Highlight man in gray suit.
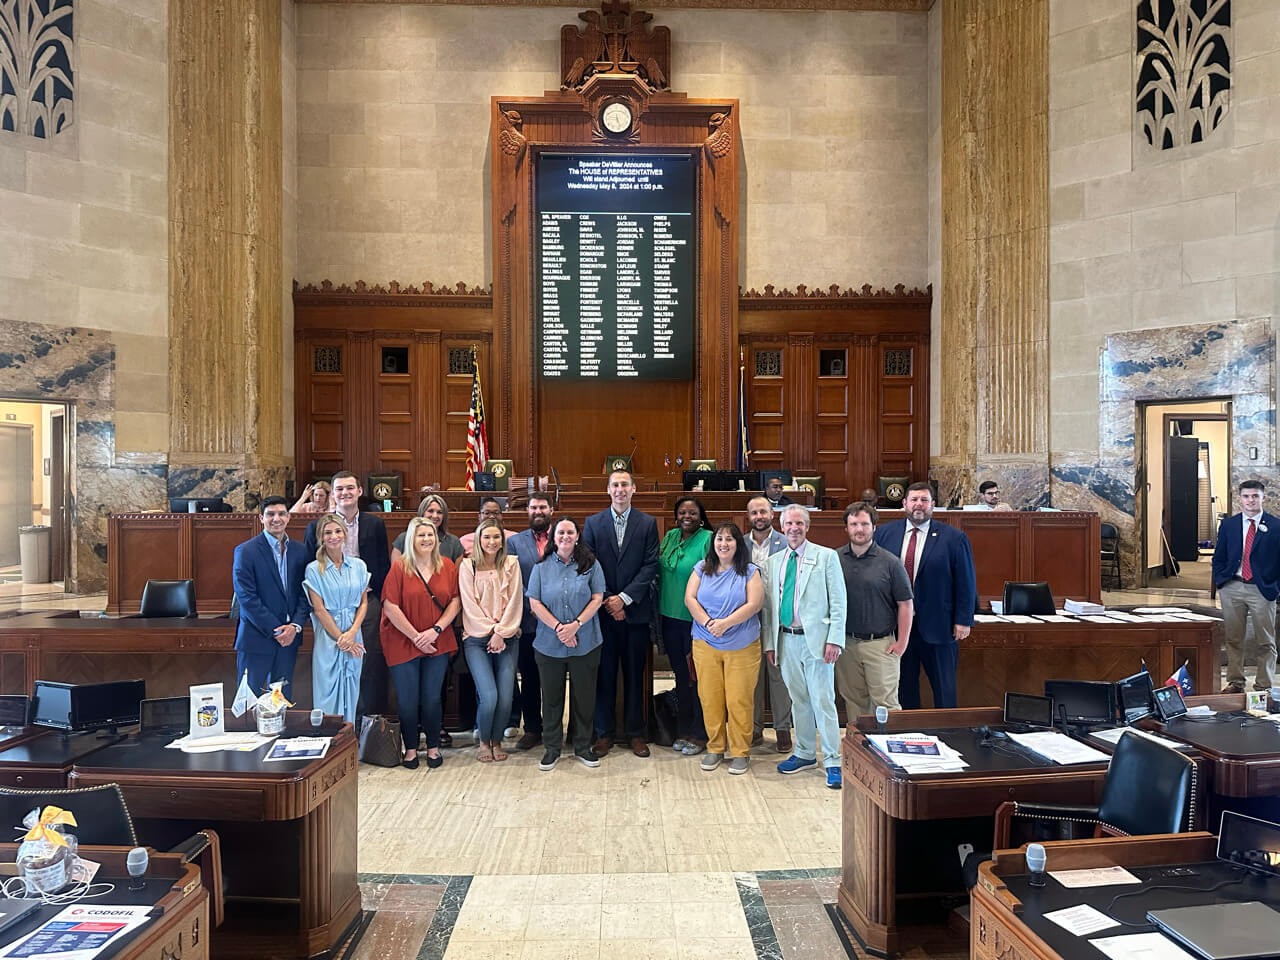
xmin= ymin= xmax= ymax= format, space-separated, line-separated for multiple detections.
xmin=745 ymin=496 xmax=792 ymax=753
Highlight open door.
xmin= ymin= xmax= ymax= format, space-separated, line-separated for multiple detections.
xmin=1166 ymin=433 xmax=1200 ymax=563
xmin=49 ymin=409 xmax=67 ymax=582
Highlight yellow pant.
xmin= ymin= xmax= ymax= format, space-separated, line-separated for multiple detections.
xmin=692 ymin=638 xmax=762 ymax=758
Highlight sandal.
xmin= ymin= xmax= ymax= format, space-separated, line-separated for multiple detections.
xmin=492 ymin=745 xmax=508 ymax=762
xmin=477 ymin=744 xmax=494 ymax=763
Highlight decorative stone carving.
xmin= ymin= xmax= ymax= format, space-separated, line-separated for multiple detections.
xmin=0 ymin=0 xmax=74 ymax=139
xmin=560 ymin=2 xmax=670 ymax=92
xmin=739 ymin=283 xmax=932 ymax=310
xmin=1136 ymin=0 xmax=1230 ymax=151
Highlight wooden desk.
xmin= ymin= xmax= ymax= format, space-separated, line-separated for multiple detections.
xmin=839 ymin=707 xmax=1109 ymax=956
xmin=0 ymin=843 xmax=208 ymax=960
xmin=972 ymin=833 xmax=1260 ymax=960
xmin=69 ymin=712 xmax=360 ymax=960
xmin=0 ymin=728 xmax=126 ymax=788
xmin=107 ymin=509 xmax=1100 ymax=614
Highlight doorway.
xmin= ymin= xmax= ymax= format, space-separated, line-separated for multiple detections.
xmin=0 ymin=401 xmax=71 ymax=594
xmin=1139 ymin=398 xmax=1231 ymax=593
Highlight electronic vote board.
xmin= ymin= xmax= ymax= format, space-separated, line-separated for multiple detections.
xmin=535 ymin=153 xmax=696 ymax=380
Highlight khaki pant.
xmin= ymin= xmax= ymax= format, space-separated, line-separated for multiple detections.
xmin=693 ymin=638 xmax=761 ymax=758
xmin=1220 ymin=579 xmax=1278 ymax=691
xmin=834 ymin=636 xmax=902 ymax=719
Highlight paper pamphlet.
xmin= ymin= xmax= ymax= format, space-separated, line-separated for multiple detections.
xmin=1043 ymin=904 xmax=1120 ymax=936
xmin=1091 ymin=728 xmax=1191 ymax=751
xmin=1087 ymin=932 xmax=1197 ymax=960
xmin=263 ymin=737 xmax=331 ymax=762
xmin=0 ymin=904 xmax=152 ymax=959
xmin=1006 ymin=731 xmax=1111 ymax=765
xmin=1048 ymin=865 xmax=1142 ymax=888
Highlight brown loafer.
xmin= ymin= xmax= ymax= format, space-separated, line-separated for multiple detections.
xmin=630 ymin=737 xmax=650 ymax=757
xmin=1221 ymin=683 xmax=1245 ymax=694
xmin=592 ymin=736 xmax=613 ymax=755
xmin=775 ymin=730 xmax=793 ymax=753
xmin=515 ymin=732 xmax=542 ymax=751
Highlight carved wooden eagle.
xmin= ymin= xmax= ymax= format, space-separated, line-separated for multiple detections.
xmin=561 ymin=10 xmax=606 ymax=89
xmin=625 ymin=10 xmax=670 ymax=90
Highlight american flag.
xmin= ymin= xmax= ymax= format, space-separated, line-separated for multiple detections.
xmin=464 ymin=348 xmax=489 ymax=491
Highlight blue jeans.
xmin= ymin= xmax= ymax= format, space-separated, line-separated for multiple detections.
xmin=389 ymin=653 xmax=450 ymax=751
xmin=463 ymin=635 xmax=519 ymax=743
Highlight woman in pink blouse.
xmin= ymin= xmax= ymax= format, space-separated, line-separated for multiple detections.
xmin=458 ymin=517 xmax=524 ymax=762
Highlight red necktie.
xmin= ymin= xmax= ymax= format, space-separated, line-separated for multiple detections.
xmin=904 ymin=527 xmax=919 ymax=581
xmin=1243 ymin=519 xmax=1256 ymax=581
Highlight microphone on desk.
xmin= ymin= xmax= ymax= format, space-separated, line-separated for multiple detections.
xmin=875 ymin=706 xmax=889 ymax=734
xmin=1026 ymin=843 xmax=1047 ymax=888
xmin=127 ymin=847 xmax=149 ymax=891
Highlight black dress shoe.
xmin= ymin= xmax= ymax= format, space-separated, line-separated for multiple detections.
xmin=425 ymin=753 xmax=443 ymax=769
xmin=402 ymin=755 xmax=419 ymax=770
xmin=516 ymin=732 xmax=542 ymax=751
xmin=440 ymin=731 xmax=454 ymax=747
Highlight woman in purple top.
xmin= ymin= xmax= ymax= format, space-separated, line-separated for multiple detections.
xmin=684 ymin=522 xmax=763 ymax=774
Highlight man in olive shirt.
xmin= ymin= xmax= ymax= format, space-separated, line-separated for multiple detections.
xmin=834 ymin=501 xmax=914 ymax=719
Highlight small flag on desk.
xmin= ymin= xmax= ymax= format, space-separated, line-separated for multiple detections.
xmin=1139 ymin=658 xmax=1149 ymax=675
xmin=1165 ymin=661 xmax=1192 ymax=696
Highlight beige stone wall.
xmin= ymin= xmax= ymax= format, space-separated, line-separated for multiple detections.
xmin=294 ymin=4 xmax=930 ymax=290
xmin=1049 ymin=0 xmax=1280 ymax=461
xmin=0 ymin=0 xmax=168 ymax=453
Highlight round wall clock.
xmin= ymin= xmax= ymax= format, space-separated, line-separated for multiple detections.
xmin=601 ymin=101 xmax=633 ymax=135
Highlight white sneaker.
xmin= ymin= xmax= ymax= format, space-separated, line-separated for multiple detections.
xmin=503 ymin=726 xmax=519 ymax=738
xmin=672 ymin=738 xmax=691 ymax=752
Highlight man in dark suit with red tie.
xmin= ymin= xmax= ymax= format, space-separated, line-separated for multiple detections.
xmin=1212 ymin=479 xmax=1278 ymax=693
xmin=583 ymin=469 xmax=660 ymax=757
xmin=872 ymin=481 xmax=976 ymax=709
xmin=232 ymin=496 xmax=311 ymax=696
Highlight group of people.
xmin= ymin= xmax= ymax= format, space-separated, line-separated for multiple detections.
xmin=231 ymin=469 xmax=978 ymax=786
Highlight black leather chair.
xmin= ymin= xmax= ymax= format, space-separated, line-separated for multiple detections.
xmin=0 ymin=784 xmax=224 ymax=925
xmin=1003 ymin=581 xmax=1055 ymax=616
xmin=138 ymin=579 xmax=196 ymax=619
xmin=1100 ymin=522 xmax=1121 ymax=589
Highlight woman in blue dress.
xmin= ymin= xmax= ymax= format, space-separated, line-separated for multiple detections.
xmin=303 ymin=512 xmax=370 ymax=722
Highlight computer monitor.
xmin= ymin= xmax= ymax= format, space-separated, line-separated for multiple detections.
xmin=0 ymin=695 xmax=28 ymax=727
xmin=31 ymin=680 xmax=145 ymax=733
xmin=140 ymin=697 xmax=190 ymax=733
xmin=168 ymin=497 xmax=231 ymax=513
xmin=1218 ymin=811 xmax=1280 ymax=878
xmin=1043 ymin=679 xmax=1115 ymax=726
xmin=1116 ymin=671 xmax=1157 ymax=723
xmin=1004 ymin=692 xmax=1054 ymax=728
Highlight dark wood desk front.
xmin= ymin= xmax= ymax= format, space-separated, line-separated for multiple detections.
xmin=69 ymin=713 xmax=360 ymax=960
xmin=107 ymin=509 xmax=1100 ymax=614
xmin=0 ymin=843 xmax=209 ymax=960
xmin=972 ymin=833 xmax=1257 ymax=960
xmin=839 ymin=707 xmax=1110 ymax=955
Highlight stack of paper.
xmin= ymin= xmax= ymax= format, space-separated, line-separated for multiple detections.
xmin=1007 ymin=731 xmax=1112 ymax=765
xmin=1064 ymin=598 xmax=1104 ymax=615
xmin=867 ymin=733 xmax=968 ymax=773
xmin=165 ymin=731 xmax=276 ymax=753
xmin=1091 ymin=727 xmax=1192 ymax=751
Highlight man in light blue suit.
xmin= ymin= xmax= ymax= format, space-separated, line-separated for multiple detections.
xmin=761 ymin=504 xmax=847 ymax=789
xmin=232 ymin=496 xmax=311 ymax=697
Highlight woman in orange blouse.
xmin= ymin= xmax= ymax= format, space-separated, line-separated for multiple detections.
xmin=381 ymin=517 xmax=461 ymax=769
xmin=458 ymin=518 xmax=523 ymax=762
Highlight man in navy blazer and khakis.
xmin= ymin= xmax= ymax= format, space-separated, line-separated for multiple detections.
xmin=233 ymin=496 xmax=310 ymax=696
xmin=872 ymin=481 xmax=976 ymax=709
xmin=1212 ymin=479 xmax=1279 ymax=693
xmin=583 ymin=469 xmax=660 ymax=757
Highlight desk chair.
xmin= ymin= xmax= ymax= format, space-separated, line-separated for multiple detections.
xmin=138 ymin=579 xmax=197 ymax=619
xmin=1003 ymin=581 xmax=1055 ymax=616
xmin=0 ymin=783 xmax=224 ymax=926
xmin=1100 ymin=522 xmax=1121 ymax=589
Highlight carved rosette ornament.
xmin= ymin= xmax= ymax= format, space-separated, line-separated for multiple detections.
xmin=561 ymin=2 xmax=671 ymax=93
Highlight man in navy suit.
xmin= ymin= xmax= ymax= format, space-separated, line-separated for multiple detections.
xmin=506 ymin=492 xmax=555 ymax=750
xmin=303 ymin=471 xmax=391 ymax=720
xmin=872 ymin=482 xmax=976 ymax=709
xmin=1212 ymin=479 xmax=1278 ymax=693
xmin=583 ymin=469 xmax=660 ymax=757
xmin=232 ymin=496 xmax=311 ymax=696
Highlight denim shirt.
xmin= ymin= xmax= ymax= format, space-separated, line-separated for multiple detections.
xmin=526 ymin=554 xmax=606 ymax=658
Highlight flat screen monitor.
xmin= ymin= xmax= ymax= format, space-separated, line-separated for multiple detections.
xmin=141 ymin=697 xmax=189 ymax=733
xmin=1044 ymin=679 xmax=1115 ymax=726
xmin=1004 ymin=692 xmax=1054 ymax=728
xmin=31 ymin=680 xmax=144 ymax=733
xmin=535 ymin=152 xmax=697 ymax=380
xmin=30 ymin=681 xmax=72 ymax=730
xmin=0 ymin=696 xmax=28 ymax=727
xmin=168 ymin=497 xmax=229 ymax=513
xmin=1218 ymin=811 xmax=1280 ymax=878
xmin=1116 ymin=671 xmax=1157 ymax=723
xmin=1153 ymin=683 xmax=1187 ymax=720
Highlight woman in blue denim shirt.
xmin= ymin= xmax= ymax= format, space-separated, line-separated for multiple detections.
xmin=526 ymin=517 xmax=605 ymax=771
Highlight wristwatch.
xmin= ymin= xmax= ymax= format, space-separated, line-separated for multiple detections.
xmin=431 ymin=624 xmax=443 ymax=635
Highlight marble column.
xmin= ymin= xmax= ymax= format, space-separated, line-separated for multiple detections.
xmin=168 ymin=0 xmax=289 ymax=508
xmin=936 ymin=0 xmax=1049 ymax=507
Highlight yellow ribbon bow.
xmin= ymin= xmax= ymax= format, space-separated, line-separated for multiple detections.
xmin=22 ymin=806 xmax=77 ymax=848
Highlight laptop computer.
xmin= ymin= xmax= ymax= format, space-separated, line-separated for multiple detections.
xmin=1146 ymin=901 xmax=1280 ymax=960
xmin=0 ymin=897 xmax=41 ymax=935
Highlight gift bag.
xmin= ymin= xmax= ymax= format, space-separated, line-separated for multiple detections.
xmin=358 ymin=714 xmax=403 ymax=767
